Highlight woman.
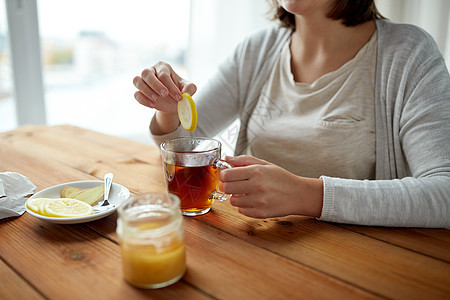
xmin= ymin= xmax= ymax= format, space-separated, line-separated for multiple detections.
xmin=133 ymin=0 xmax=450 ymax=227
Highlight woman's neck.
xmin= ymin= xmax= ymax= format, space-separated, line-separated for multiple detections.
xmin=289 ymin=15 xmax=376 ymax=83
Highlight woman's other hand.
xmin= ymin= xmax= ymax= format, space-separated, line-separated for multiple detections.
xmin=220 ymin=155 xmax=323 ymax=219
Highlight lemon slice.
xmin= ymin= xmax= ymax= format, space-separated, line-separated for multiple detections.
xmin=177 ymin=93 xmax=197 ymax=132
xmin=26 ymin=197 xmax=53 ymax=214
xmin=43 ymin=198 xmax=94 ymax=218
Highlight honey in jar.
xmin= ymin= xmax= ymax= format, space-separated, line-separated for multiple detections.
xmin=117 ymin=193 xmax=185 ymax=289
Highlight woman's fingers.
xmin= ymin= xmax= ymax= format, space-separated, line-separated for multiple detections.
xmin=229 ymin=194 xmax=251 ymax=208
xmin=219 ymin=167 xmax=250 ymax=182
xmin=180 ymin=79 xmax=197 ymax=96
xmin=133 ymin=76 xmax=158 ymax=102
xmin=137 ymin=64 xmax=180 ymax=102
xmin=153 ymin=62 xmax=195 ymax=101
xmin=225 ymin=155 xmax=271 ymax=167
xmin=219 ymin=157 xmax=264 ymax=182
xmin=139 ymin=67 xmax=169 ymax=98
xmin=237 ymin=207 xmax=270 ymax=219
xmin=135 ymin=62 xmax=197 ymax=105
xmin=230 ymin=195 xmax=272 ymax=219
xmin=134 ymin=91 xmax=155 ymax=108
xmin=221 ymin=179 xmax=250 ymax=195
xmin=156 ymin=67 xmax=182 ymax=101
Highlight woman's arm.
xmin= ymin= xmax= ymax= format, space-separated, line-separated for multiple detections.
xmin=320 ymin=23 xmax=450 ymax=228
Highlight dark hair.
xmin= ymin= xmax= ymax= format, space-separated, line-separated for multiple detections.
xmin=270 ymin=0 xmax=386 ymax=29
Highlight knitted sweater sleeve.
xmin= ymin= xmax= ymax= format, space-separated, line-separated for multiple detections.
xmin=319 ymin=21 xmax=450 ymax=228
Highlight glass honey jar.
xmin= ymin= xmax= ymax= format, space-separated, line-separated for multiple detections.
xmin=117 ymin=192 xmax=185 ymax=289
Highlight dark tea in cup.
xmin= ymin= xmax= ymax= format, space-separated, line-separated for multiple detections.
xmin=165 ymin=164 xmax=218 ymax=214
xmin=161 ymin=137 xmax=231 ymax=216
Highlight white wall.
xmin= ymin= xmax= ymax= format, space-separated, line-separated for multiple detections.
xmin=188 ymin=0 xmax=450 ymax=86
xmin=376 ymin=0 xmax=450 ymax=68
xmin=186 ymin=0 xmax=272 ymax=155
xmin=187 ymin=0 xmax=271 ymax=86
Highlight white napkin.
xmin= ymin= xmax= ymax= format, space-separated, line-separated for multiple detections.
xmin=0 ymin=172 xmax=36 ymax=219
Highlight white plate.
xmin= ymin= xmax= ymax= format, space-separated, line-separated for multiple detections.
xmin=26 ymin=180 xmax=130 ymax=224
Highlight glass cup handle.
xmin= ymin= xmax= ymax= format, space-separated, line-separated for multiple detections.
xmin=211 ymin=159 xmax=232 ymax=201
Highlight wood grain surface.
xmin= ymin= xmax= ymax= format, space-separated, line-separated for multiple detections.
xmin=0 ymin=125 xmax=449 ymax=299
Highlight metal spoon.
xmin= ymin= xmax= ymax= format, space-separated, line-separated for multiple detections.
xmin=102 ymin=173 xmax=113 ymax=207
xmin=94 ymin=173 xmax=114 ymax=213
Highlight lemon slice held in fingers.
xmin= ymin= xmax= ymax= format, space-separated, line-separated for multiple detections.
xmin=177 ymin=93 xmax=197 ymax=132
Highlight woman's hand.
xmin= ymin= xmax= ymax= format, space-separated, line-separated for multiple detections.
xmin=133 ymin=61 xmax=197 ymax=134
xmin=220 ymin=155 xmax=324 ymax=219
xmin=133 ymin=61 xmax=197 ymax=112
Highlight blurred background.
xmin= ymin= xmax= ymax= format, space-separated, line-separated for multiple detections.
xmin=1 ymin=0 xmax=449 ymax=153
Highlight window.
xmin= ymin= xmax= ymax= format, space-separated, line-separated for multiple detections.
xmin=37 ymin=0 xmax=190 ymax=143
xmin=0 ymin=0 xmax=16 ymax=132
xmin=6 ymin=0 xmax=446 ymax=151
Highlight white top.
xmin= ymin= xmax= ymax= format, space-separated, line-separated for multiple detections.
xmin=248 ymin=33 xmax=377 ymax=180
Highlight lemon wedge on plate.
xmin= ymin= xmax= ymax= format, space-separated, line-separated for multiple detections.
xmin=42 ymin=198 xmax=93 ymax=218
xmin=26 ymin=197 xmax=53 ymax=215
xmin=177 ymin=93 xmax=197 ymax=132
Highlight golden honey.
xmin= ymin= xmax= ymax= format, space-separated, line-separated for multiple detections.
xmin=117 ymin=193 xmax=185 ymax=289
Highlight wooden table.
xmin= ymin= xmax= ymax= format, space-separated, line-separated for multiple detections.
xmin=0 ymin=125 xmax=449 ymax=299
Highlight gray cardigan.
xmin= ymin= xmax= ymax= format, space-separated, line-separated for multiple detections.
xmin=152 ymin=20 xmax=450 ymax=228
